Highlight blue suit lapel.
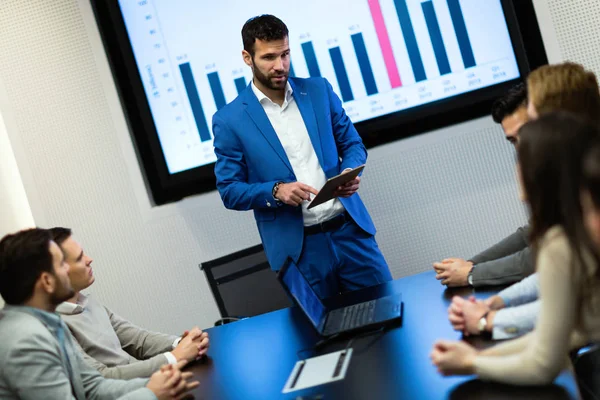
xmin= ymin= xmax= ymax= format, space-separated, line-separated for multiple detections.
xmin=290 ymin=78 xmax=325 ymax=168
xmin=242 ymin=86 xmax=293 ymax=174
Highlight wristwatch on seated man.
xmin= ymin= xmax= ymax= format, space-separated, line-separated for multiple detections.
xmin=467 ymin=264 xmax=475 ymax=286
xmin=478 ymin=310 xmax=490 ymax=333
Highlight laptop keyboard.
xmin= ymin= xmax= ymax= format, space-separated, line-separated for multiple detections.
xmin=338 ymin=300 xmax=376 ymax=331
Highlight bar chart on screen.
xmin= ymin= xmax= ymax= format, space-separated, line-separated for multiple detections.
xmin=119 ymin=0 xmax=520 ymax=174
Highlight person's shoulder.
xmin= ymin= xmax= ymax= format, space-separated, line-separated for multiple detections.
xmin=537 ymin=226 xmax=576 ymax=275
xmin=0 ymin=308 xmax=44 ymax=331
xmin=0 ymin=309 xmax=54 ymax=351
xmin=540 ymin=226 xmax=568 ymax=250
xmin=213 ymin=90 xmax=249 ymax=122
xmin=291 ymin=76 xmax=329 ymax=91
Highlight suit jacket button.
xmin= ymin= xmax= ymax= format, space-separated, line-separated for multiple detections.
xmin=266 ymin=201 xmax=271 ymax=207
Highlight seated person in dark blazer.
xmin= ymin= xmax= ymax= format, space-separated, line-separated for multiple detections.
xmin=50 ymin=227 xmax=210 ymax=380
xmin=433 ymin=84 xmax=533 ymax=288
xmin=0 ymin=228 xmax=198 ymax=399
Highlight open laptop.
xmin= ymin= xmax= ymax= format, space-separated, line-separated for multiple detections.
xmin=277 ymin=259 xmax=403 ymax=337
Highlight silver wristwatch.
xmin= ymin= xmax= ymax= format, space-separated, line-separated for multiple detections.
xmin=467 ymin=265 xmax=475 ymax=286
xmin=477 ymin=311 xmax=490 ymax=332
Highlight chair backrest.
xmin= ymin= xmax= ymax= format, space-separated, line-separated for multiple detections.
xmin=573 ymin=344 xmax=600 ymax=400
xmin=200 ymin=244 xmax=291 ymax=319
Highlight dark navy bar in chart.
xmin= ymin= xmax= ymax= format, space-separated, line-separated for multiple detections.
xmin=329 ymin=47 xmax=354 ymax=102
xmin=179 ymin=62 xmax=211 ymax=142
xmin=393 ymin=0 xmax=426 ymax=82
xmin=447 ymin=0 xmax=476 ymax=68
xmin=301 ymin=41 xmax=322 ymax=77
xmin=422 ymin=1 xmax=451 ymax=75
xmin=207 ymin=71 xmax=227 ymax=110
xmin=351 ymin=33 xmax=378 ymax=95
xmin=234 ymin=76 xmax=246 ymax=94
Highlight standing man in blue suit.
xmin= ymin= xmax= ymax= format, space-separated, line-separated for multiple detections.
xmin=213 ymin=15 xmax=392 ymax=299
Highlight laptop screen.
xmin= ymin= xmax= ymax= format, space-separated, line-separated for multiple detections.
xmin=280 ymin=261 xmax=326 ymax=328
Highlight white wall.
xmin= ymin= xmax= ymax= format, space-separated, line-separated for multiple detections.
xmin=0 ymin=0 xmax=597 ymax=332
xmin=0 ymin=77 xmax=36 ymax=308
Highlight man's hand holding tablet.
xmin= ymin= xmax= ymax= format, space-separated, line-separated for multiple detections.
xmin=307 ymin=165 xmax=365 ymax=209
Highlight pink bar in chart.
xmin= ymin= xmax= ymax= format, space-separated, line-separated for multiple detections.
xmin=367 ymin=0 xmax=402 ymax=88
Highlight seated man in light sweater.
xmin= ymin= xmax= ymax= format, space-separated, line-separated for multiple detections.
xmin=50 ymin=227 xmax=210 ymax=379
xmin=0 ymin=227 xmax=198 ymax=399
xmin=433 ymin=84 xmax=533 ymax=288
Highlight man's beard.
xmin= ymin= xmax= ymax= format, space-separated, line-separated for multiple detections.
xmin=50 ymin=281 xmax=75 ymax=305
xmin=253 ymin=62 xmax=288 ymax=90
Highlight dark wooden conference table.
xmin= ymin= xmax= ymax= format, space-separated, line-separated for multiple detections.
xmin=186 ymin=270 xmax=580 ymax=400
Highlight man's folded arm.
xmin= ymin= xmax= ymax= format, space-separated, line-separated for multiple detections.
xmin=470 ymin=246 xmax=534 ymax=287
xmin=107 ymin=307 xmax=177 ymax=360
xmin=470 ymin=225 xmax=530 ymax=265
xmin=74 ymin=336 xmax=169 ymax=380
xmin=491 ymin=300 xmax=540 ymax=340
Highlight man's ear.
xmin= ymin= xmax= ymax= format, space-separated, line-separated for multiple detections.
xmin=242 ymin=50 xmax=253 ymax=68
xmin=38 ymin=271 xmax=56 ymax=294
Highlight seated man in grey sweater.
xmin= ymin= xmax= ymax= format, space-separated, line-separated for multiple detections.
xmin=0 ymin=228 xmax=198 ymax=399
xmin=433 ymin=84 xmax=533 ymax=288
xmin=50 ymin=227 xmax=210 ymax=380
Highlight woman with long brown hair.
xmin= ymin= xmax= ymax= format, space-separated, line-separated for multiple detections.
xmin=431 ymin=112 xmax=600 ymax=384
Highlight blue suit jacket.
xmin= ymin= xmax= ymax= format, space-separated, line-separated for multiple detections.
xmin=213 ymin=77 xmax=376 ymax=270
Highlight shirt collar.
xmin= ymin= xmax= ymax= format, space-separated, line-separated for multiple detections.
xmin=56 ymin=293 xmax=88 ymax=315
xmin=251 ymin=79 xmax=293 ymax=106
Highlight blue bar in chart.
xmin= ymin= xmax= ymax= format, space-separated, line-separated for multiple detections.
xmin=234 ymin=76 xmax=247 ymax=94
xmin=447 ymin=0 xmax=476 ymax=68
xmin=422 ymin=1 xmax=451 ymax=75
xmin=351 ymin=32 xmax=378 ymax=95
xmin=179 ymin=63 xmax=211 ymax=142
xmin=393 ymin=0 xmax=426 ymax=82
xmin=301 ymin=41 xmax=322 ymax=77
xmin=207 ymin=71 xmax=226 ymax=110
xmin=329 ymin=47 xmax=354 ymax=102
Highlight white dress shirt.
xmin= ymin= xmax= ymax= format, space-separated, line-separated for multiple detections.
xmin=251 ymin=81 xmax=344 ymax=226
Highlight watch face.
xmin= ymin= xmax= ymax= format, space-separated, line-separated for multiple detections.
xmin=478 ymin=317 xmax=487 ymax=332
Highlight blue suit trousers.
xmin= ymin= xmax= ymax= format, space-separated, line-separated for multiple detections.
xmin=296 ymin=217 xmax=392 ymax=299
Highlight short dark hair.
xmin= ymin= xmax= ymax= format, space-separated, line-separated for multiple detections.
xmin=242 ymin=15 xmax=288 ymax=57
xmin=491 ymin=83 xmax=528 ymax=124
xmin=49 ymin=227 xmax=72 ymax=246
xmin=0 ymin=228 xmax=53 ymax=305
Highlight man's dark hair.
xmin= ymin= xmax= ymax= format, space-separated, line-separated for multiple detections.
xmin=49 ymin=227 xmax=72 ymax=246
xmin=491 ymin=83 xmax=528 ymax=124
xmin=242 ymin=15 xmax=288 ymax=57
xmin=0 ymin=228 xmax=53 ymax=305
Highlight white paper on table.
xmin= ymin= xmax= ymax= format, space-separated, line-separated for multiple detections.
xmin=282 ymin=349 xmax=353 ymax=393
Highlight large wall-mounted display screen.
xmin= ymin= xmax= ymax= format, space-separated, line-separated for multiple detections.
xmin=92 ymin=0 xmax=544 ymax=204
xmin=119 ymin=0 xmax=520 ymax=174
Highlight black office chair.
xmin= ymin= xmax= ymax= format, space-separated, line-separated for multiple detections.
xmin=200 ymin=244 xmax=292 ymax=326
xmin=573 ymin=344 xmax=600 ymax=400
